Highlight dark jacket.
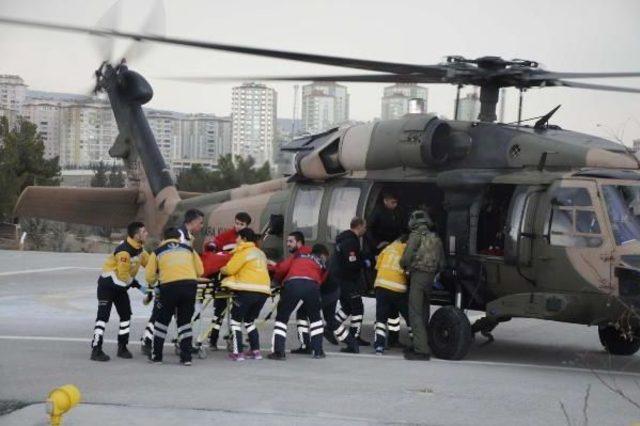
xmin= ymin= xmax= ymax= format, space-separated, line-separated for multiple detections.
xmin=330 ymin=229 xmax=364 ymax=282
xmin=366 ymin=205 xmax=407 ymax=251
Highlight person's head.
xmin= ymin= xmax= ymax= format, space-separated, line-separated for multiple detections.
xmin=382 ymin=191 xmax=399 ymax=210
xmin=236 ymin=227 xmax=256 ymax=244
xmin=127 ymin=221 xmax=148 ymax=243
xmin=311 ymin=243 xmax=330 ymax=262
xmin=234 ymin=212 xmax=252 ymax=232
xmin=184 ymin=209 xmax=205 ymax=234
xmin=163 ymin=227 xmax=181 ymax=240
xmin=350 ymin=217 xmax=366 ymax=237
xmin=408 ymin=209 xmax=433 ymax=230
xmin=286 ymin=231 xmax=305 ymax=253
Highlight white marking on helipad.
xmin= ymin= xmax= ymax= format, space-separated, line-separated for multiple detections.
xmin=0 ymin=267 xmax=101 ymax=276
xmin=0 ymin=334 xmax=638 ymax=378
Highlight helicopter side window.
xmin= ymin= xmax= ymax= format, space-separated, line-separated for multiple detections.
xmin=291 ymin=186 xmax=324 ymax=241
xmin=547 ymin=187 xmax=603 ymax=248
xmin=327 ymin=187 xmax=361 ymax=241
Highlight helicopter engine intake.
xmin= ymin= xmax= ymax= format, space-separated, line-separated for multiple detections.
xmin=294 ymin=114 xmax=472 ymax=180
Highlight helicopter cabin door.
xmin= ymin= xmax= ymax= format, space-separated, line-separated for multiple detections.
xmin=533 ymin=179 xmax=613 ymax=293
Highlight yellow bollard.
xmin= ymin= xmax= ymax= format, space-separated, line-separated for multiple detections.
xmin=46 ymin=384 xmax=81 ymax=426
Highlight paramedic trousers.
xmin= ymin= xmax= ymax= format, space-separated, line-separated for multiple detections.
xmin=91 ymin=277 xmax=131 ymax=349
xmin=408 ymin=271 xmax=433 ymax=355
xmin=152 ymin=281 xmax=197 ymax=362
xmin=335 ymin=279 xmax=364 ymax=341
xmin=272 ymin=279 xmax=323 ymax=355
xmin=230 ymin=291 xmax=267 ymax=354
xmin=374 ymin=288 xmax=410 ymax=350
xmin=209 ymin=297 xmax=228 ymax=347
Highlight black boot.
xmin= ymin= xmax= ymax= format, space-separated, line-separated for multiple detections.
xmin=141 ymin=339 xmax=151 ymax=356
xmin=324 ymin=329 xmax=338 ymax=345
xmin=91 ymin=347 xmax=110 ymax=362
xmin=404 ymin=351 xmax=431 ymax=361
xmin=117 ymin=344 xmax=133 ymax=359
xmin=291 ymin=346 xmax=312 ymax=355
xmin=267 ymin=352 xmax=286 ymax=361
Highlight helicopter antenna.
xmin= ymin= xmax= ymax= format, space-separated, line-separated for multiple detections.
xmin=453 ymin=84 xmax=462 ymax=120
xmin=534 ymin=105 xmax=562 ymax=130
xmin=517 ymin=89 xmax=526 ymax=126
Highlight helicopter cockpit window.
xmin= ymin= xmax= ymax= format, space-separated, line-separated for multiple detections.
xmin=327 ymin=187 xmax=361 ymax=241
xmin=291 ymin=186 xmax=324 ymax=240
xmin=602 ymin=185 xmax=640 ymax=246
xmin=547 ymin=187 xmax=602 ymax=248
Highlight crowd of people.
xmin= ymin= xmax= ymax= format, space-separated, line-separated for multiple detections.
xmin=89 ymin=191 xmax=445 ymax=366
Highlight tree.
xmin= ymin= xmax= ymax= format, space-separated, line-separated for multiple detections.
xmin=0 ymin=117 xmax=61 ymax=221
xmin=108 ymin=164 xmax=125 ymax=188
xmin=176 ymin=155 xmax=272 ymax=193
xmin=91 ymin=161 xmax=125 ymax=188
xmin=91 ymin=161 xmax=109 ymax=188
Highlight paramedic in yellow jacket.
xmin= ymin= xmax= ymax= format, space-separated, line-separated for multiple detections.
xmin=90 ymin=221 xmax=149 ymax=362
xmin=220 ymin=227 xmax=271 ymax=361
xmin=145 ymin=227 xmax=204 ymax=366
xmin=373 ymin=234 xmax=410 ymax=355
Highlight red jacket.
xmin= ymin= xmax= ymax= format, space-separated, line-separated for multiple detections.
xmin=205 ymin=228 xmax=238 ymax=252
xmin=201 ymin=251 xmax=233 ymax=278
xmin=274 ymin=246 xmax=327 ymax=285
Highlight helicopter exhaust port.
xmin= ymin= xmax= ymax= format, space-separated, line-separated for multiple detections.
xmin=340 ymin=114 xmax=468 ymax=171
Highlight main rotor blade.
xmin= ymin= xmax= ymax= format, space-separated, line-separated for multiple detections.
xmin=553 ymin=80 xmax=640 ymax=93
xmin=160 ymin=73 xmax=451 ymax=84
xmin=120 ymin=0 xmax=166 ymax=63
xmin=92 ymin=0 xmax=122 ymax=62
xmin=529 ymin=71 xmax=640 ymax=80
xmin=0 ymin=16 xmax=446 ymax=75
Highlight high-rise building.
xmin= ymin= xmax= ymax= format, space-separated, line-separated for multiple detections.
xmin=381 ymin=84 xmax=428 ymax=120
xmin=456 ymin=91 xmax=481 ymax=121
xmin=22 ymin=97 xmax=63 ymax=159
xmin=231 ymin=83 xmax=277 ymax=166
xmin=177 ymin=114 xmax=232 ymax=161
xmin=0 ymin=75 xmax=27 ymax=126
xmin=301 ymin=82 xmax=349 ymax=134
xmin=146 ymin=110 xmax=182 ymax=161
xmin=1 ymin=74 xmax=234 ymax=173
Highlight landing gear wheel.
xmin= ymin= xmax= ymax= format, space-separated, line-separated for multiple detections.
xmin=598 ymin=325 xmax=640 ymax=356
xmin=428 ymin=306 xmax=472 ymax=360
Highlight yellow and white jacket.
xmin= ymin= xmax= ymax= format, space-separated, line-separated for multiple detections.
xmin=100 ymin=237 xmax=149 ymax=287
xmin=374 ymin=241 xmax=408 ymax=293
xmin=221 ymin=242 xmax=271 ymax=295
xmin=145 ymin=239 xmax=204 ymax=286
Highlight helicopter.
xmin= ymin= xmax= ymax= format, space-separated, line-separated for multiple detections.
xmin=3 ymin=8 xmax=640 ymax=361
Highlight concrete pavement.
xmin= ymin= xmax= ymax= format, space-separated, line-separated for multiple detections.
xmin=1 ymin=250 xmax=639 ymax=425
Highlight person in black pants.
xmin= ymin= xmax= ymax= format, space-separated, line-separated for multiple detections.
xmin=90 ymin=222 xmax=149 ymax=362
xmin=330 ymin=217 xmax=369 ymax=353
xmin=268 ymin=244 xmax=329 ymax=360
xmin=145 ymin=228 xmax=204 ymax=366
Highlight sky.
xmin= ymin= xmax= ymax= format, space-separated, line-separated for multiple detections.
xmin=0 ymin=0 xmax=639 ymax=144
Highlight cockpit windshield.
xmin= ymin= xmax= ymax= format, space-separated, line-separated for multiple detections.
xmin=602 ymin=184 xmax=640 ymax=246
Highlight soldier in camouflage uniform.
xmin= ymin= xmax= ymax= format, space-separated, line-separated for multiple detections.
xmin=400 ymin=210 xmax=445 ymax=361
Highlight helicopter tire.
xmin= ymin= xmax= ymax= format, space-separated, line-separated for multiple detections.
xmin=428 ymin=306 xmax=472 ymax=360
xmin=598 ymin=325 xmax=640 ymax=356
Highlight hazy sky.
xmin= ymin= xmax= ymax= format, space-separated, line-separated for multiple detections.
xmin=1 ymin=0 xmax=639 ymax=144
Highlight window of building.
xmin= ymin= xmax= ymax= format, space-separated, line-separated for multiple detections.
xmin=326 ymin=187 xmax=361 ymax=240
xmin=547 ymin=187 xmax=603 ymax=247
xmin=291 ymin=186 xmax=324 ymax=240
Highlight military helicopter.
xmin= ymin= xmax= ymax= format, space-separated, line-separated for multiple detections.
xmin=3 ymin=8 xmax=640 ymax=361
